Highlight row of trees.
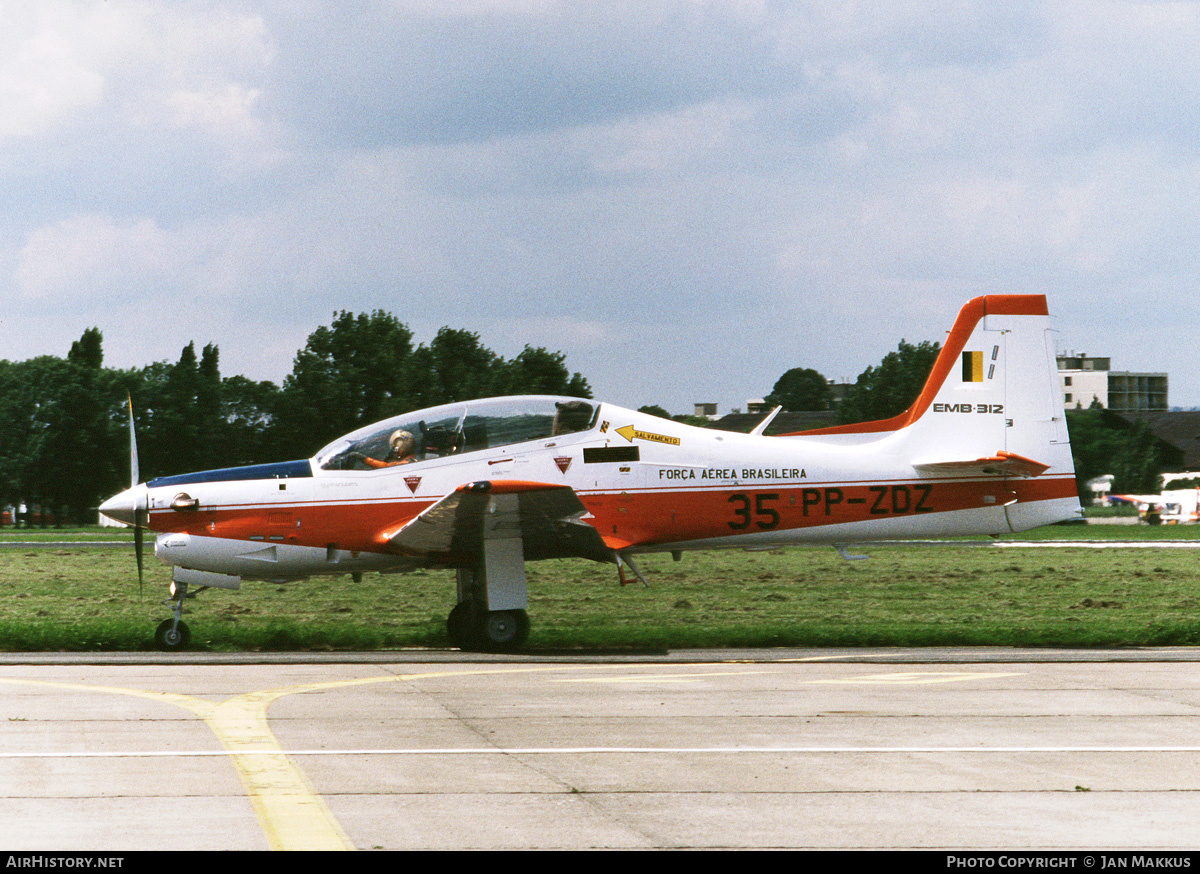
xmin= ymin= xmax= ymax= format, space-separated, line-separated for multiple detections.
xmin=0 ymin=312 xmax=591 ymax=526
xmin=0 ymin=310 xmax=1169 ymax=527
xmin=763 ymin=339 xmax=942 ymax=424
xmin=1062 ymin=405 xmax=1175 ymax=496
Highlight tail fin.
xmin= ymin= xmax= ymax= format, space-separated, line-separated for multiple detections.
xmin=799 ymin=295 xmax=1080 ymax=529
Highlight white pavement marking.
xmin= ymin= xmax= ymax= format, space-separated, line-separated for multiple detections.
xmin=803 ymin=671 xmax=1025 ymax=685
xmin=0 ymin=664 xmax=660 ymax=849
xmin=0 ymin=663 xmax=1044 ymax=849
xmin=7 ymin=745 xmax=1200 ymax=756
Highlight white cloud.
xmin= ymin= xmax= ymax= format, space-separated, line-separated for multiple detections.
xmin=15 ymin=214 xmax=179 ymax=301
xmin=167 ymin=84 xmax=263 ymax=135
xmin=0 ymin=3 xmax=110 ymax=138
xmin=586 ymin=101 xmax=757 ymax=177
xmin=4 ymin=1 xmax=1200 ymax=413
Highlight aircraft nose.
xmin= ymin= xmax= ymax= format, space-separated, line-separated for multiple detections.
xmin=99 ymin=485 xmax=143 ymax=526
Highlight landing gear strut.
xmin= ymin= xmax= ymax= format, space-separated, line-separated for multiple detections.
xmin=447 ymin=566 xmax=530 ymax=652
xmin=149 ymin=568 xmax=237 ymax=651
xmin=446 ymin=492 xmax=532 ymax=652
xmin=154 ymin=581 xmax=191 ymax=650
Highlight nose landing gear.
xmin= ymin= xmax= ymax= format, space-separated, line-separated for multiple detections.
xmin=154 ymin=580 xmax=191 ymax=650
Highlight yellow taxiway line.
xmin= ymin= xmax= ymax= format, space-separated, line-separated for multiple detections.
xmin=0 ymin=663 xmax=1024 ymax=849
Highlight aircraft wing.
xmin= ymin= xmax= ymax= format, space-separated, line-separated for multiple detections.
xmin=381 ymin=480 xmax=614 ymax=564
xmin=911 ymin=450 xmax=1050 ymax=478
xmin=1110 ymin=494 xmax=1164 ymax=506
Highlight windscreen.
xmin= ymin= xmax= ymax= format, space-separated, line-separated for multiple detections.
xmin=315 ymin=397 xmax=596 ymax=471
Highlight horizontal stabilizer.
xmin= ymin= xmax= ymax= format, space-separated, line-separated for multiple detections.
xmin=382 ymin=480 xmax=613 ymax=564
xmin=911 ymin=450 xmax=1050 ymax=478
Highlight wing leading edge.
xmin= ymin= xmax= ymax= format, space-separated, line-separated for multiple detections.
xmin=381 ymin=480 xmax=615 ymax=565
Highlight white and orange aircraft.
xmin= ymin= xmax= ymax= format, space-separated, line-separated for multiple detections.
xmin=100 ymin=294 xmax=1079 ymax=650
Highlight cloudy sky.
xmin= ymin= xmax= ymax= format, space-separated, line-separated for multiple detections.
xmin=3 ymin=0 xmax=1199 ymax=416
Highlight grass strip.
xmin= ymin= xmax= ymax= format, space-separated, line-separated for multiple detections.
xmin=1 ymin=527 xmax=1200 ymax=651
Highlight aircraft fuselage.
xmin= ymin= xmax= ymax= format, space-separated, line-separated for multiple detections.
xmin=99 ymin=295 xmax=1082 ymax=649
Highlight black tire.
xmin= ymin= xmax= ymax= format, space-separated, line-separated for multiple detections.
xmin=447 ymin=602 xmax=477 ymax=649
xmin=477 ymin=609 xmax=530 ymax=652
xmin=154 ymin=619 xmax=191 ymax=651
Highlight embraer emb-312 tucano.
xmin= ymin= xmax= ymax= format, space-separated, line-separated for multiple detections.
xmin=100 ymin=295 xmax=1080 ymax=651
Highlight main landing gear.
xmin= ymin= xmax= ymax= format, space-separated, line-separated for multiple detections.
xmin=447 ymin=601 xmax=530 ymax=651
xmin=446 ymin=491 xmax=533 ymax=652
xmin=447 ymin=563 xmax=530 ymax=652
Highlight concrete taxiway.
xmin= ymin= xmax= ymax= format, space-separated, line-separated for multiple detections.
xmin=2 ymin=648 xmax=1200 ymax=850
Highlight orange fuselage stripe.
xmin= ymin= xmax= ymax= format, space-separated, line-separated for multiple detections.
xmin=147 ymin=475 xmax=1078 ymax=555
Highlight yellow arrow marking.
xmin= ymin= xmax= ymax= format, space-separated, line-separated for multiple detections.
xmin=616 ymin=424 xmax=680 ymax=446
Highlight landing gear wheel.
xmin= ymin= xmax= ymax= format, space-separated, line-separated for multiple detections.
xmin=477 ymin=609 xmax=530 ymax=652
xmin=154 ymin=619 xmax=191 ymax=651
xmin=447 ymin=602 xmax=478 ymax=650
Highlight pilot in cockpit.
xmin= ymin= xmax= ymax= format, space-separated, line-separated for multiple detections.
xmin=551 ymin=400 xmax=593 ymax=436
xmin=353 ymin=429 xmax=417 ymax=468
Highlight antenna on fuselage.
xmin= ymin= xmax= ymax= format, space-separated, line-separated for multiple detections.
xmin=749 ymin=406 xmax=783 ymax=437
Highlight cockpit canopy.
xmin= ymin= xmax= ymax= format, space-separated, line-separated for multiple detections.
xmin=314 ymin=396 xmax=598 ymax=471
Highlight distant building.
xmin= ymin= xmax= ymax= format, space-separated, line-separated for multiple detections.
xmin=1057 ymin=352 xmax=1167 ymax=413
xmin=694 ymin=402 xmax=718 ymax=419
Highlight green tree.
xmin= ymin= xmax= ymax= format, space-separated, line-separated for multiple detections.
xmin=764 ymin=367 xmax=832 ymax=412
xmin=1066 ymin=405 xmax=1178 ymax=496
xmin=638 ymin=405 xmax=672 ymax=419
xmin=23 ymin=330 xmax=119 ymax=525
xmin=168 ymin=342 xmax=203 ymax=472
xmin=142 ymin=342 xmax=207 ymax=476
xmin=0 ymin=359 xmax=41 ymax=522
xmin=125 ymin=342 xmax=227 ymax=478
xmin=128 ymin=351 xmax=279 ymax=478
xmin=68 ymin=327 xmax=104 ymax=370
xmin=0 ymin=312 xmax=595 ymax=501
xmin=501 ymin=346 xmax=591 ymax=397
xmin=196 ymin=343 xmax=223 ymax=470
xmin=218 ymin=375 xmax=280 ymax=468
xmin=838 ymin=339 xmax=941 ymax=424
xmin=274 ymin=311 xmax=418 ymax=459
xmin=409 ymin=328 xmax=502 ymax=408
xmin=274 ymin=312 xmax=594 ymax=460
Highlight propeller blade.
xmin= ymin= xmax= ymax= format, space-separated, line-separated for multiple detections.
xmin=126 ymin=393 xmax=139 ymax=488
xmin=134 ymin=519 xmax=144 ymax=599
xmin=126 ymin=393 xmax=144 ymax=600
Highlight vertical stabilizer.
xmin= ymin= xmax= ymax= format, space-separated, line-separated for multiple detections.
xmin=795 ymin=295 xmax=1080 ymax=529
xmin=901 ymin=295 xmax=1079 ymax=529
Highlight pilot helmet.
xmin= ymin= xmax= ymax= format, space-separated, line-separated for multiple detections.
xmin=389 ymin=430 xmax=415 ymax=455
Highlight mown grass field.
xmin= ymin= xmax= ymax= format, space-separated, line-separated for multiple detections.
xmin=3 ymin=523 xmax=1200 ymax=651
